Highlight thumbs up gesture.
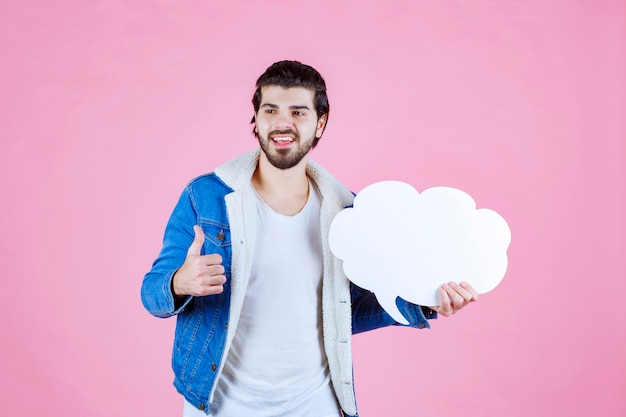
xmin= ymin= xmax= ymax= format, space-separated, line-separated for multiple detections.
xmin=172 ymin=226 xmax=227 ymax=297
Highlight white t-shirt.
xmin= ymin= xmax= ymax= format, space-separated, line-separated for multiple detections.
xmin=184 ymin=184 xmax=341 ymax=417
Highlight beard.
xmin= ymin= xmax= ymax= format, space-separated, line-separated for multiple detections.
xmin=257 ymin=129 xmax=315 ymax=170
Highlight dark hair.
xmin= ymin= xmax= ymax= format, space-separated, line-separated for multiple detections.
xmin=251 ymin=60 xmax=329 ymax=146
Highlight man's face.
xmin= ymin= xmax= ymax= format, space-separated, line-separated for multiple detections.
xmin=254 ymin=86 xmax=327 ymax=170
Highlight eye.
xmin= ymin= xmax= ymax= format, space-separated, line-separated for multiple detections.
xmin=265 ymin=109 xmax=275 ymax=114
xmin=293 ymin=110 xmax=303 ymax=116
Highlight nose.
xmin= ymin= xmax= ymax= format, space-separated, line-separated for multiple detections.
xmin=273 ymin=111 xmax=295 ymax=130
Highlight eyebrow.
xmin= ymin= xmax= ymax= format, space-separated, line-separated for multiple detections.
xmin=261 ymin=103 xmax=311 ymax=111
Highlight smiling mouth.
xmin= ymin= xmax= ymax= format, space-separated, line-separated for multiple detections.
xmin=272 ymin=136 xmax=294 ymax=144
xmin=269 ymin=129 xmax=297 ymax=144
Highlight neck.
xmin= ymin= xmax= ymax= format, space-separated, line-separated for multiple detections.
xmin=252 ymin=153 xmax=310 ymax=215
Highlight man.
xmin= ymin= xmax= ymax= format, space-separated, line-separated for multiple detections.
xmin=141 ymin=60 xmax=478 ymax=417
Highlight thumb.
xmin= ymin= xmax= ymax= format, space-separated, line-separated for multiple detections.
xmin=187 ymin=225 xmax=205 ymax=256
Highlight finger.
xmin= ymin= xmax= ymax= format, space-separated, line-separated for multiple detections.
xmin=200 ymin=283 xmax=225 ymax=296
xmin=205 ymin=274 xmax=227 ymax=287
xmin=199 ymin=253 xmax=223 ymax=266
xmin=444 ymin=283 xmax=467 ymax=314
xmin=448 ymin=281 xmax=473 ymax=305
xmin=198 ymin=275 xmax=227 ymax=296
xmin=460 ymin=281 xmax=479 ymax=301
xmin=438 ymin=286 xmax=453 ymax=316
xmin=203 ymin=263 xmax=225 ymax=277
xmin=186 ymin=257 xmax=224 ymax=281
xmin=187 ymin=225 xmax=205 ymax=256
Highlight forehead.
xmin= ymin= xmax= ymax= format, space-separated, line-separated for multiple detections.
xmin=259 ymin=86 xmax=315 ymax=107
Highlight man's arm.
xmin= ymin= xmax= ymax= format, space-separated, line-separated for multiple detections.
xmin=140 ymin=188 xmax=225 ymax=318
xmin=350 ymin=284 xmax=434 ymax=334
xmin=141 ymin=188 xmax=197 ymax=318
xmin=350 ymin=281 xmax=478 ymax=334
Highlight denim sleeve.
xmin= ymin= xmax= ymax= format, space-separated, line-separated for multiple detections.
xmin=350 ymin=283 xmax=437 ymax=334
xmin=140 ymin=187 xmax=196 ymax=318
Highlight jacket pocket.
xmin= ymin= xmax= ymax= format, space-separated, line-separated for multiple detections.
xmin=197 ymin=219 xmax=231 ymax=248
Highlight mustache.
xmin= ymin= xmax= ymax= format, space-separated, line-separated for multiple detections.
xmin=269 ymin=129 xmax=298 ymax=137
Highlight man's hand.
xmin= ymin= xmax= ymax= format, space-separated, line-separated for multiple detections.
xmin=429 ymin=281 xmax=478 ymax=316
xmin=172 ymin=225 xmax=227 ymax=297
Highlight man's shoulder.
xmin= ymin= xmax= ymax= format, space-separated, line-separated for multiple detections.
xmin=306 ymin=159 xmax=354 ymax=207
xmin=186 ymin=172 xmax=224 ymax=187
xmin=185 ymin=149 xmax=260 ymax=192
xmin=213 ymin=149 xmax=260 ymax=190
xmin=182 ymin=172 xmax=233 ymax=203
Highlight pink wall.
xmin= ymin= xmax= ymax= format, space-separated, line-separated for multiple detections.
xmin=1 ymin=1 xmax=624 ymax=416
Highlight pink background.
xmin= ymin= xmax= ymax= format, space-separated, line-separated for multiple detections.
xmin=1 ymin=1 xmax=625 ymax=416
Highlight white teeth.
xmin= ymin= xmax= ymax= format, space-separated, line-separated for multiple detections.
xmin=272 ymin=137 xmax=294 ymax=142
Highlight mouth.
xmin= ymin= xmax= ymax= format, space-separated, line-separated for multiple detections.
xmin=271 ymin=136 xmax=294 ymax=144
xmin=269 ymin=131 xmax=297 ymax=147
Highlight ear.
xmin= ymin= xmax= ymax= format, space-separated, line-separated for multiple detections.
xmin=250 ymin=115 xmax=258 ymax=133
xmin=315 ymin=114 xmax=328 ymax=138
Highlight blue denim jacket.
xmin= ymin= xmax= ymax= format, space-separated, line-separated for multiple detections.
xmin=141 ymin=150 xmax=435 ymax=416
